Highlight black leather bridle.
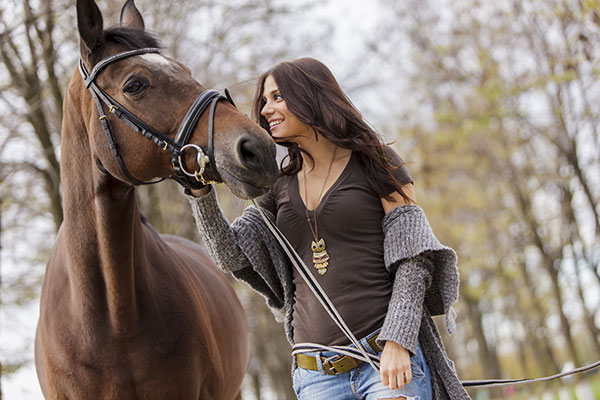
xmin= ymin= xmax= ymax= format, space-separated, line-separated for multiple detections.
xmin=78 ymin=47 xmax=236 ymax=189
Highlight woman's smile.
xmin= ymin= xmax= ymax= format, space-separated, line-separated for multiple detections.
xmin=269 ymin=118 xmax=284 ymax=129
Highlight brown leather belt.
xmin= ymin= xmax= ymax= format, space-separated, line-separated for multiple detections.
xmin=295 ymin=333 xmax=381 ymax=375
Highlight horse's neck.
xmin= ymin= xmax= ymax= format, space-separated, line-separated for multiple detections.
xmin=60 ymin=82 xmax=145 ymax=334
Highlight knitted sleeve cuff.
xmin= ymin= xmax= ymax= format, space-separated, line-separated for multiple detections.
xmin=186 ymin=186 xmax=251 ymax=272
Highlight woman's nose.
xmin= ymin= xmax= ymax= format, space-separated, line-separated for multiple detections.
xmin=261 ymin=102 xmax=272 ymax=117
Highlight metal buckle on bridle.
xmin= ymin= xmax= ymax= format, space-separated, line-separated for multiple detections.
xmin=177 ymin=144 xmax=214 ymax=185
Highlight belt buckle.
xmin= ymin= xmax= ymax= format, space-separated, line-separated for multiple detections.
xmin=322 ymin=355 xmax=340 ymax=375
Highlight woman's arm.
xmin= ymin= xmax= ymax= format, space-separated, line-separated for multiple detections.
xmin=380 ymin=183 xmax=417 ymax=212
xmin=378 ymin=186 xmax=430 ymax=390
xmin=188 ymin=186 xmax=253 ymax=273
xmin=378 ymin=254 xmax=433 ymax=390
xmin=187 ymin=186 xmax=289 ymax=312
xmin=377 ymin=200 xmax=461 ymax=392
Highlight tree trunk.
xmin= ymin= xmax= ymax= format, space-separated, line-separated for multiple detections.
xmin=573 ymin=249 xmax=600 ymax=358
xmin=509 ymin=172 xmax=582 ymax=366
xmin=1 ymin=0 xmax=63 ymax=230
xmin=462 ymin=292 xmax=503 ymax=398
xmin=517 ymin=260 xmax=560 ymax=375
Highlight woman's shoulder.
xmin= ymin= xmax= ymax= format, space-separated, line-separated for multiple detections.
xmin=354 ymin=146 xmax=413 ymax=186
xmin=383 ymin=146 xmax=413 ymax=186
xmin=382 ymin=145 xmax=406 ymax=167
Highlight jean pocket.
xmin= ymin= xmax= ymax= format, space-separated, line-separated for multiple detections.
xmin=376 ymin=348 xmax=426 ymax=381
xmin=293 ymin=367 xmax=303 ymax=396
xmin=410 ymin=355 xmax=426 ymax=381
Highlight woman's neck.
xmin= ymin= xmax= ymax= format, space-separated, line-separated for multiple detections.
xmin=299 ymin=135 xmax=351 ymax=174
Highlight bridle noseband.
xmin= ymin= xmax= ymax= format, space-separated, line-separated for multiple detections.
xmin=78 ymin=47 xmax=234 ymax=189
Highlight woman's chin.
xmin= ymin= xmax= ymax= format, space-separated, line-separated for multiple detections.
xmin=270 ymin=129 xmax=284 ymax=139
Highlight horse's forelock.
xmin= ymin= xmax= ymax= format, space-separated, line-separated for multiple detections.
xmin=103 ymin=26 xmax=161 ymax=51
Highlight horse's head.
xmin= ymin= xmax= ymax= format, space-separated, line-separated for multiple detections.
xmin=75 ymin=0 xmax=278 ymax=198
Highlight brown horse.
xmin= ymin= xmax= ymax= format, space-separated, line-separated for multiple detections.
xmin=34 ymin=0 xmax=278 ymax=398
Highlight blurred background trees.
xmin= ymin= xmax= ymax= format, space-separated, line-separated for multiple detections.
xmin=1 ymin=0 xmax=598 ymax=398
xmin=374 ymin=0 xmax=600 ymax=396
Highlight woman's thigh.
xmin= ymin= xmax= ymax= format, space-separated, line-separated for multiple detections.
xmin=293 ymin=366 xmax=355 ymax=400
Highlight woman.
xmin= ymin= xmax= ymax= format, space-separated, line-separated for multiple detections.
xmin=187 ymin=58 xmax=470 ymax=400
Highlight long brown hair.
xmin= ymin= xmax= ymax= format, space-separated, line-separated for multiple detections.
xmin=252 ymin=57 xmax=410 ymax=202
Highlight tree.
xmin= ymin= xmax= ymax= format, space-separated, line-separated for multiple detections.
xmin=373 ymin=0 xmax=599 ymax=395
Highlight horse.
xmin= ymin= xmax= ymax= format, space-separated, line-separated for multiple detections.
xmin=34 ymin=0 xmax=278 ymax=398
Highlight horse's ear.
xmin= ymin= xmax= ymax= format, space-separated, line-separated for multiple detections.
xmin=77 ymin=0 xmax=105 ymax=59
xmin=120 ymin=0 xmax=145 ymax=30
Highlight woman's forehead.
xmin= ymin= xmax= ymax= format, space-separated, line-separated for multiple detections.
xmin=262 ymin=75 xmax=279 ymax=95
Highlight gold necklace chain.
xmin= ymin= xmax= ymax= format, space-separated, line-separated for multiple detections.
xmin=303 ymin=146 xmax=337 ymax=239
xmin=302 ymin=146 xmax=337 ymax=275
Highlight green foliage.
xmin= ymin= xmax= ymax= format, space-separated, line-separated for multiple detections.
xmin=382 ymin=0 xmax=600 ymax=382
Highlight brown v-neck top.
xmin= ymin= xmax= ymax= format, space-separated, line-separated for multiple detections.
xmin=258 ymin=148 xmax=412 ymax=345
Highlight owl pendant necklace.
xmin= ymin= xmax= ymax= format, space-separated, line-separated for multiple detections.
xmin=310 ymin=238 xmax=329 ymax=275
xmin=303 ymin=147 xmax=337 ymax=275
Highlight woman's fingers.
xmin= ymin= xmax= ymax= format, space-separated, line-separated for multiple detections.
xmin=403 ymin=368 xmax=412 ymax=386
xmin=381 ymin=363 xmax=412 ymax=390
xmin=380 ymin=341 xmax=412 ymax=390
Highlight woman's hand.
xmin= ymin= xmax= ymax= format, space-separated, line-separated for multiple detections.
xmin=379 ymin=341 xmax=412 ymax=390
xmin=189 ymin=186 xmax=211 ymax=197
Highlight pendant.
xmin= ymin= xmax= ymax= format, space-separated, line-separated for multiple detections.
xmin=311 ymin=238 xmax=330 ymax=275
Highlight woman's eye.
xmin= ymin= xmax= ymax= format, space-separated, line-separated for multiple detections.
xmin=123 ymin=79 xmax=147 ymax=95
xmin=274 ymin=93 xmax=283 ymax=101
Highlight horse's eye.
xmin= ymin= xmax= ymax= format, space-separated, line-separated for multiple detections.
xmin=123 ymin=77 xmax=148 ymax=95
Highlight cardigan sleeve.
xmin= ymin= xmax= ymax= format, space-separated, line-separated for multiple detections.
xmin=188 ymin=186 xmax=250 ymax=273
xmin=380 ymin=204 xmax=460 ymax=339
xmin=187 ymin=186 xmax=290 ymax=314
xmin=376 ymin=255 xmax=433 ymax=356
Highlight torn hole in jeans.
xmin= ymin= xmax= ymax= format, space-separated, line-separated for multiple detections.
xmin=379 ymin=396 xmax=420 ymax=400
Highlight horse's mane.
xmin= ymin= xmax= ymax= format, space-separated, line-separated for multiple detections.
xmin=104 ymin=26 xmax=161 ymax=50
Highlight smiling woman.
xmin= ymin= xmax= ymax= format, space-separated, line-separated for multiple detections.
xmin=187 ymin=57 xmax=470 ymax=400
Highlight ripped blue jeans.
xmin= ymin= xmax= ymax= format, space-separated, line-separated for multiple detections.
xmin=293 ymin=330 xmax=432 ymax=400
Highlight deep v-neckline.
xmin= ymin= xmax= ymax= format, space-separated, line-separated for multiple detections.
xmin=292 ymin=151 xmax=354 ymax=214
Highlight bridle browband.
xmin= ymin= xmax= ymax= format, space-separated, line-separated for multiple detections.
xmin=78 ymin=47 xmax=234 ymax=189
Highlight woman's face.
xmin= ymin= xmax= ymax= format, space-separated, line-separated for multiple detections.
xmin=260 ymin=75 xmax=312 ymax=142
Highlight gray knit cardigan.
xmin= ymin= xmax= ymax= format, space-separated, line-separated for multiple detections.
xmin=188 ymin=187 xmax=471 ymax=399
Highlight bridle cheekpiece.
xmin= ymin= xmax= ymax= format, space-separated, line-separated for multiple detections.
xmin=78 ymin=47 xmax=234 ymax=189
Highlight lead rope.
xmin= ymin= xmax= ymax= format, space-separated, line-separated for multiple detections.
xmin=252 ymin=201 xmax=381 ymax=373
xmin=252 ymin=202 xmax=600 ymax=387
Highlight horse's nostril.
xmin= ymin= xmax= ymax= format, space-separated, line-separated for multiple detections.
xmin=238 ymin=137 xmax=262 ymax=168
